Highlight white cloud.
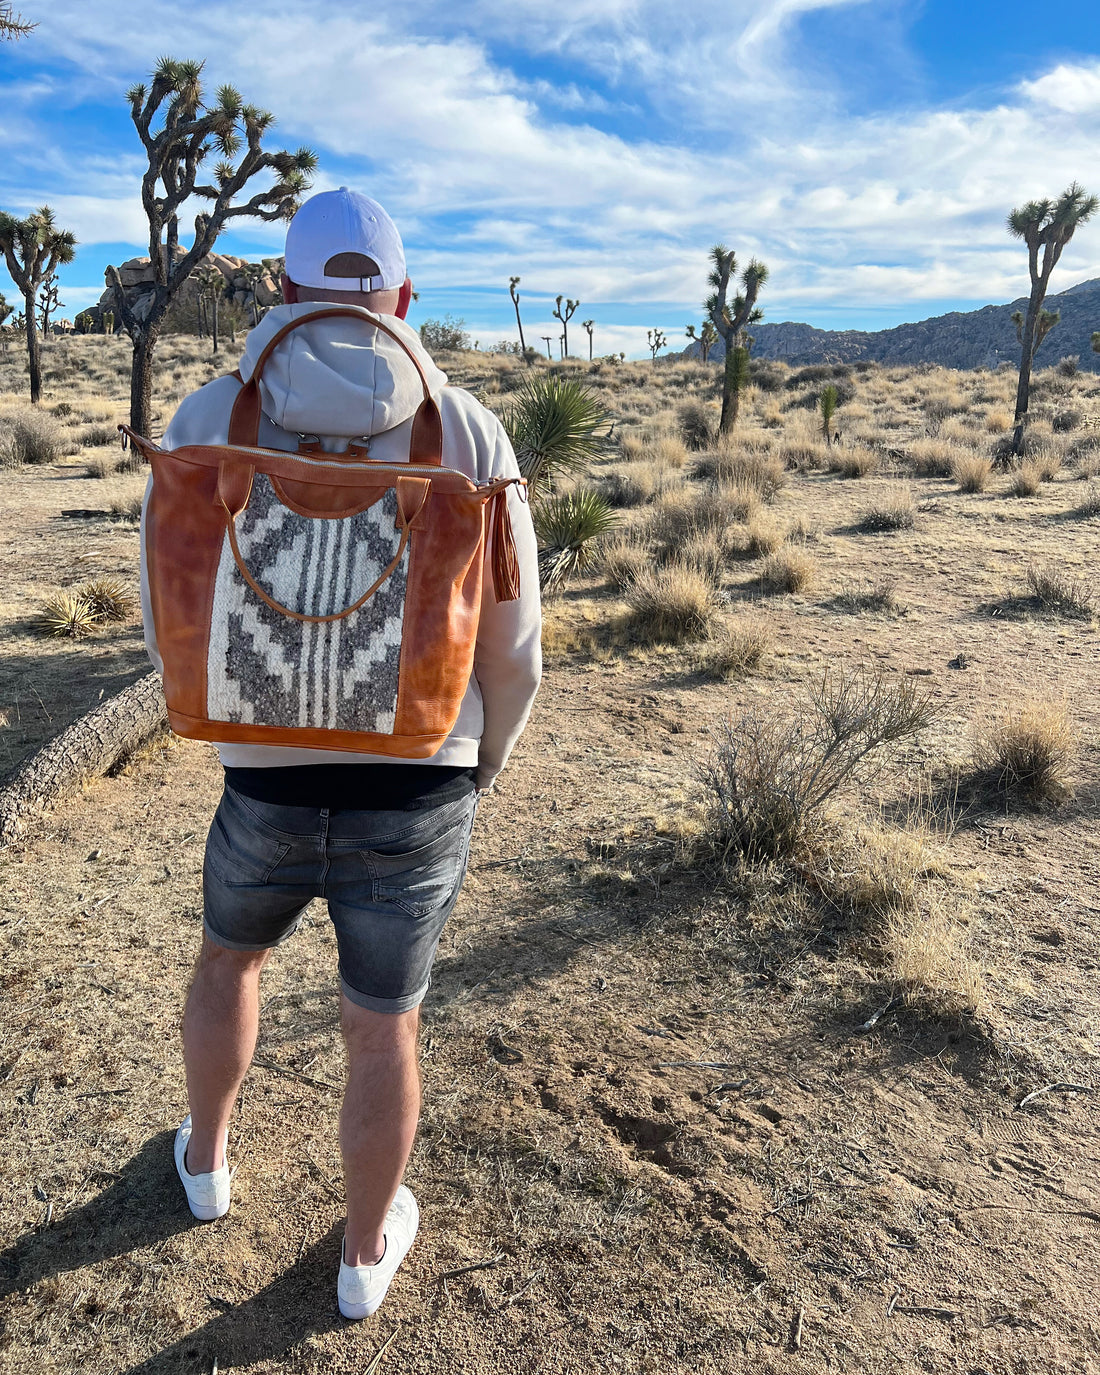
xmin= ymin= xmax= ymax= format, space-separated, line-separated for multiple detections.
xmin=1020 ymin=62 xmax=1100 ymax=113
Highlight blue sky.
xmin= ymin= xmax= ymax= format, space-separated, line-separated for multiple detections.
xmin=1 ymin=0 xmax=1099 ymax=358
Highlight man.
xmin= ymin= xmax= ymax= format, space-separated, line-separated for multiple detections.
xmin=139 ymin=188 xmax=541 ymax=1318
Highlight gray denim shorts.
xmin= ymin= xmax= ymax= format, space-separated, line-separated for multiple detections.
xmin=202 ymin=784 xmax=479 ymax=1014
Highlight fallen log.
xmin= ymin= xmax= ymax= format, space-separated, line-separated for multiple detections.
xmin=0 ymin=671 xmax=167 ymax=844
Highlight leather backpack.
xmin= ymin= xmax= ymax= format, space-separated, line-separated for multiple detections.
xmin=122 ymin=306 xmax=523 ymax=758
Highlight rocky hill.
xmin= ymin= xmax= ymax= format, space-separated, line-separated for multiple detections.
xmin=687 ymin=277 xmax=1100 ymax=372
xmin=79 ymin=250 xmax=283 ymax=332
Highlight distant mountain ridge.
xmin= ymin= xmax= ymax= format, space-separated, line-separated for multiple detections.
xmin=687 ymin=278 xmax=1100 ymax=372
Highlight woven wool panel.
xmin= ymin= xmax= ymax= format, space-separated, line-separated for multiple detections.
xmin=207 ymin=476 xmax=408 ymax=731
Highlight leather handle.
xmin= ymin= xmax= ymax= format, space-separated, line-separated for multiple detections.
xmin=227 ymin=306 xmax=443 ymax=466
xmin=216 ymin=461 xmax=425 ymax=625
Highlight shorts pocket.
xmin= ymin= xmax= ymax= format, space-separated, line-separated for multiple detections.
xmin=362 ymin=812 xmax=472 ymax=917
xmin=205 ymin=800 xmax=291 ymax=887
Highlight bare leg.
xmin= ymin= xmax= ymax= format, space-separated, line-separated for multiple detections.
xmin=182 ymin=936 xmax=270 ymax=1173
xmin=339 ymin=996 xmax=421 ymax=1267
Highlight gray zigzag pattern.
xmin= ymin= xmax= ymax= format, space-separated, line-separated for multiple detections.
xmin=208 ymin=474 xmax=407 ymax=732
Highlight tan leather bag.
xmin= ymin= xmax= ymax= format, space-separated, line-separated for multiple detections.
xmin=123 ymin=306 xmax=523 ymax=759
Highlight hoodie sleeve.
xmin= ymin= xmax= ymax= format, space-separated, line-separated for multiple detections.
xmin=472 ymin=417 xmax=542 ymax=789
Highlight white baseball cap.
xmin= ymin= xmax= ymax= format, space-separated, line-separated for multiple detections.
xmin=284 ymin=187 xmax=406 ymax=291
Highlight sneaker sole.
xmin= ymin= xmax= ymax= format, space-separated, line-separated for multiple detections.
xmin=185 ymin=1197 xmax=231 ymax=1222
xmin=338 ymin=1285 xmax=392 ymax=1321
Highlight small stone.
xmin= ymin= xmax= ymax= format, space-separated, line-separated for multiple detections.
xmin=948 ymin=653 xmax=970 ymax=670
xmin=86 ymin=849 xmax=102 ymax=861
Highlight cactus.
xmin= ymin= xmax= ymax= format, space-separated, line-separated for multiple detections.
xmin=820 ymin=384 xmax=839 ymax=440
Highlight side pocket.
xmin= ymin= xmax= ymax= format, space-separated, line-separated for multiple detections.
xmin=204 ymin=799 xmax=290 ymax=887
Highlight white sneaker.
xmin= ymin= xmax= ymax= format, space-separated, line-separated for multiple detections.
xmin=338 ymin=1185 xmax=420 ymax=1320
xmin=174 ymin=1115 xmax=231 ymax=1221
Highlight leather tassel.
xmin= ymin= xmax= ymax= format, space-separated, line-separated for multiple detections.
xmin=490 ymin=487 xmax=521 ymax=602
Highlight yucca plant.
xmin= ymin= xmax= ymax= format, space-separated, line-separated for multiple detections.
xmin=501 ymin=373 xmax=610 ymax=498
xmin=40 ymin=590 xmax=98 ymax=638
xmin=533 ymin=488 xmax=618 ymax=591
xmin=78 ymin=577 xmax=136 ymax=621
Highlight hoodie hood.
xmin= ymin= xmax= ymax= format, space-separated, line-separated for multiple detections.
xmin=238 ymin=302 xmax=447 ymax=438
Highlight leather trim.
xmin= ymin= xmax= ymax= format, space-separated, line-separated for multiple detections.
xmin=167 ymin=708 xmax=450 ymax=759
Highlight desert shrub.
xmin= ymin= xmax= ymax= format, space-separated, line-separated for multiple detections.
xmin=618 ymin=432 xmax=646 ymax=463
xmin=833 ymin=578 xmax=899 ymax=613
xmin=787 ymin=363 xmax=851 ymax=388
xmin=985 ymin=409 xmax=1012 ymax=435
xmin=646 ymin=487 xmax=755 ymax=554
xmin=760 ymin=548 xmax=816 ymax=594
xmin=626 ymin=563 xmax=717 ymax=644
xmin=1057 ymin=355 xmax=1080 ymax=378
xmin=1052 ymin=408 xmax=1081 ymax=432
xmin=695 ymin=443 xmax=786 ymax=500
xmin=905 ymin=438 xmax=955 ymax=477
xmin=679 ymin=530 xmax=727 ymax=583
xmin=886 ymin=897 xmax=982 ymax=1014
xmin=600 ymin=534 xmax=650 ymax=591
xmin=419 ymin=315 xmax=470 ymax=351
xmin=77 ymin=577 xmax=136 ymax=621
xmin=86 ymin=455 xmax=117 ymax=479
xmin=39 ymin=590 xmax=98 ymax=638
xmin=701 ymin=667 xmax=936 ymax=863
xmin=6 ymin=409 xmax=65 ymax=465
xmin=857 ymin=486 xmax=915 ymax=532
xmin=1033 ymin=449 xmax=1063 ymax=482
xmin=974 ymin=700 xmax=1075 ymax=804
xmin=116 ymin=448 xmax=145 ymax=475
xmin=698 ymin=617 xmax=771 ymax=680
xmin=1009 ymin=461 xmax=1042 ymax=497
xmin=81 ymin=422 xmax=116 ymax=447
xmin=533 ymin=489 xmax=618 ymax=591
xmin=952 ymin=453 xmax=992 ymax=493
xmin=829 ymin=446 xmax=878 ymax=479
xmin=599 ymin=462 xmax=666 ymax=507
xmin=749 ymin=359 xmax=786 ymax=392
xmin=1025 ymin=563 xmax=1093 ymax=618
xmin=52 ymin=401 xmax=74 ymax=418
xmin=744 ymin=513 xmax=784 ymax=556
xmin=109 ymin=493 xmax=143 ymax=522
xmin=777 ymin=438 xmax=827 ymax=471
xmin=678 ymin=400 xmax=715 ymax=452
xmin=1072 ymin=484 xmax=1100 ymax=518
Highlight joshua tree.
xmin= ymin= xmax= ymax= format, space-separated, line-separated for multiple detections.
xmin=685 ymin=319 xmax=718 ymax=364
xmin=240 ymin=260 xmax=267 ymax=326
xmin=541 ymin=335 xmax=553 ymax=360
xmin=706 ymin=243 xmax=768 ymax=434
xmin=1093 ymin=331 xmax=1100 ymax=355
xmin=196 ymin=265 xmax=224 ymax=352
xmin=37 ymin=272 xmax=62 ymax=336
xmin=509 ymin=276 xmax=530 ymax=363
xmin=0 ymin=5 xmax=34 ymax=39
xmin=0 ymin=206 xmax=77 ymax=402
xmin=0 ymin=291 xmax=11 ymax=327
xmin=1011 ymin=307 xmax=1059 ymax=355
xmin=1006 ymin=183 xmax=1097 ymax=454
xmin=553 ymin=295 xmax=579 ymax=357
xmin=103 ymin=310 xmax=115 ymax=336
xmin=647 ymin=328 xmax=667 ymax=361
xmin=582 ymin=319 xmax=595 ymax=361
xmin=820 ymin=384 xmax=839 ymax=441
xmin=107 ymin=58 xmax=316 ymax=435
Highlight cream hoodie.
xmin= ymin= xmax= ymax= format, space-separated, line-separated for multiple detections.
xmin=140 ymin=303 xmax=541 ymax=787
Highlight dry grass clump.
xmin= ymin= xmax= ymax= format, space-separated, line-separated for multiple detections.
xmin=905 ymin=438 xmax=956 ymax=477
xmin=1071 ymin=483 xmax=1100 ymax=518
xmin=600 ymin=461 xmax=667 ymax=507
xmin=1009 ymin=460 xmax=1042 ymax=496
xmin=833 ymin=577 xmax=899 ymax=614
xmin=697 ymin=617 xmax=771 ymax=680
xmin=648 ymin=433 xmax=689 ymax=470
xmin=617 ymin=431 xmax=646 ymax=463
xmin=78 ymin=576 xmax=137 ymax=621
xmin=109 ymin=492 xmax=144 ymax=522
xmin=81 ymin=422 xmax=117 ymax=448
xmin=3 ymin=408 xmax=69 ymax=466
xmin=679 ymin=530 xmax=727 ymax=583
xmin=952 ymin=452 xmax=993 ymax=493
xmin=695 ymin=442 xmax=786 ymax=500
xmin=777 ymin=438 xmax=829 ymax=471
xmin=857 ymin=486 xmax=916 ymax=532
xmin=760 ymin=548 xmax=816 ymax=594
xmin=744 ymin=513 xmax=784 ymax=556
xmin=646 ymin=486 xmax=756 ymax=553
xmin=829 ymin=446 xmax=879 ymax=478
xmin=985 ymin=408 xmax=1013 ymax=434
xmin=701 ymin=667 xmax=936 ymax=863
xmin=600 ymin=534 xmax=651 ymax=590
xmin=1026 ymin=563 xmax=1093 ymax=618
xmin=626 ymin=563 xmax=718 ymax=644
xmin=974 ymin=700 xmax=1075 ymax=805
xmin=886 ymin=898 xmax=982 ymax=1014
